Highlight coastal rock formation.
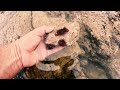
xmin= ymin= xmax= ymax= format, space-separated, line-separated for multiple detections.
xmin=0 ymin=11 xmax=120 ymax=79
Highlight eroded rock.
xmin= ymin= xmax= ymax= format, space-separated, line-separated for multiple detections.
xmin=0 ymin=11 xmax=120 ymax=79
xmin=45 ymin=22 xmax=80 ymax=46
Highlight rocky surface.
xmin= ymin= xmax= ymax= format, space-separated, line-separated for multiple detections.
xmin=45 ymin=22 xmax=80 ymax=46
xmin=0 ymin=11 xmax=120 ymax=79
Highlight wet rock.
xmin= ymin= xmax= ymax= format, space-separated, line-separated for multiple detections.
xmin=24 ymin=56 xmax=75 ymax=79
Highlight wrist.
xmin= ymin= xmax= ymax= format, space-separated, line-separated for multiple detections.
xmin=12 ymin=41 xmax=24 ymax=70
xmin=0 ymin=41 xmax=23 ymax=79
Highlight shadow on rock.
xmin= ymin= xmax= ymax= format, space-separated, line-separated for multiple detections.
xmin=77 ymin=23 xmax=112 ymax=79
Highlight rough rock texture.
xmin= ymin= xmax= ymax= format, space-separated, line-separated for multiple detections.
xmin=45 ymin=22 xmax=80 ymax=46
xmin=0 ymin=11 xmax=32 ymax=45
xmin=0 ymin=11 xmax=120 ymax=79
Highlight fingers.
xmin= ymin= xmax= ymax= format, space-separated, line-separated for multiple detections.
xmin=47 ymin=46 xmax=64 ymax=56
xmin=31 ymin=26 xmax=54 ymax=36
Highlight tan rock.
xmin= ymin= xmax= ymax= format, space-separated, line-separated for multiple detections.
xmin=0 ymin=11 xmax=120 ymax=79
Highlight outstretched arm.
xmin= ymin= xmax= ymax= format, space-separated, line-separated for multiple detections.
xmin=0 ymin=26 xmax=64 ymax=79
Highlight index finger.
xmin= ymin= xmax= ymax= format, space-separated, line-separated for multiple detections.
xmin=30 ymin=26 xmax=54 ymax=36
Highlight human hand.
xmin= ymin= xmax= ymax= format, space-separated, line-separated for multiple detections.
xmin=15 ymin=26 xmax=64 ymax=67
